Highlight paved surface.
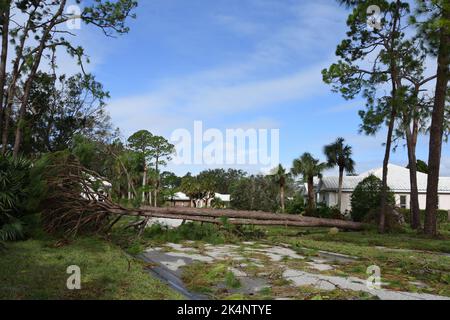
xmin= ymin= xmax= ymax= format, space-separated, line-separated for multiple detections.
xmin=140 ymin=242 xmax=450 ymax=300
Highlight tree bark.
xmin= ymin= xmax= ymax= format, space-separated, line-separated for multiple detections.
xmin=379 ymin=115 xmax=394 ymax=234
xmin=379 ymin=1 xmax=401 ymax=234
xmin=1 ymin=5 xmax=36 ymax=155
xmin=154 ymin=156 xmax=159 ymax=207
xmin=405 ymin=122 xmax=421 ymax=230
xmin=142 ymin=164 xmax=147 ymax=205
xmin=425 ymin=8 xmax=450 ymax=236
xmin=337 ymin=167 xmax=344 ymax=212
xmin=135 ymin=206 xmax=366 ymax=230
xmin=0 ymin=1 xmax=10 ymax=134
xmin=307 ymin=176 xmax=316 ymax=210
xmin=280 ymin=183 xmax=285 ymax=213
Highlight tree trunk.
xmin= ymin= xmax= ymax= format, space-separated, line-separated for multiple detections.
xmin=154 ymin=157 xmax=159 ymax=207
xmin=405 ymin=125 xmax=421 ymax=230
xmin=135 ymin=206 xmax=366 ymax=231
xmin=379 ymin=1 xmax=401 ymax=234
xmin=379 ymin=108 xmax=396 ymax=234
xmin=337 ymin=167 xmax=344 ymax=212
xmin=307 ymin=176 xmax=315 ymax=210
xmin=1 ymin=6 xmax=35 ymax=155
xmin=425 ymin=9 xmax=450 ymax=236
xmin=128 ymin=181 xmax=132 ymax=200
xmin=142 ymin=164 xmax=147 ymax=205
xmin=280 ymin=183 xmax=285 ymax=213
xmin=0 ymin=2 xmax=10 ymax=134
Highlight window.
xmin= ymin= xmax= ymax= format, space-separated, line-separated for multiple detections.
xmin=400 ymin=195 xmax=407 ymax=209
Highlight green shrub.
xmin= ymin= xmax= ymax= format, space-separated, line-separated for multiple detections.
xmin=304 ymin=203 xmax=342 ymax=219
xmin=0 ymin=155 xmax=32 ymax=241
xmin=350 ymin=175 xmax=395 ymax=222
xmin=144 ymin=222 xmax=228 ymax=244
xmin=400 ymin=209 xmax=449 ymax=225
xmin=285 ymin=194 xmax=305 ymax=214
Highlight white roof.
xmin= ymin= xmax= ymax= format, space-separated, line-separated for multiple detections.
xmin=172 ymin=192 xmax=190 ymax=201
xmin=215 ymin=193 xmax=231 ymax=202
xmin=319 ymin=164 xmax=450 ymax=193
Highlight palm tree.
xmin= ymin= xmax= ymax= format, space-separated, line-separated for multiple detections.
xmin=324 ymin=138 xmax=355 ymax=212
xmin=291 ymin=153 xmax=328 ymax=210
xmin=270 ymin=164 xmax=288 ymax=213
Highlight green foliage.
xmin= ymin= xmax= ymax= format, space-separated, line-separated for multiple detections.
xmin=399 ymin=208 xmax=449 ymax=225
xmin=127 ymin=130 xmax=154 ymax=159
xmin=0 ymin=155 xmax=31 ymax=241
xmin=323 ymin=137 xmax=355 ymax=174
xmin=285 ymin=195 xmax=305 ymax=214
xmin=291 ymin=153 xmax=327 ymax=209
xmin=0 ymin=221 xmax=24 ymax=242
xmin=144 ymin=222 xmax=228 ymax=244
xmin=291 ymin=153 xmax=328 ymax=181
xmin=230 ymin=175 xmax=279 ymax=212
xmin=211 ymin=197 xmax=226 ymax=209
xmin=0 ymin=155 xmax=31 ymax=213
xmin=407 ymin=159 xmax=429 ymax=174
xmin=21 ymin=72 xmax=112 ymax=155
xmin=350 ymin=175 xmax=395 ymax=222
xmin=305 ymin=204 xmax=343 ymax=220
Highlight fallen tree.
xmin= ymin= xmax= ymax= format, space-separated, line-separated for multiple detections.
xmin=34 ymin=152 xmax=365 ymax=236
xmin=135 ymin=207 xmax=364 ymax=230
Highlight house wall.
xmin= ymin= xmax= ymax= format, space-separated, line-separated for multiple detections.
xmin=318 ymin=191 xmax=352 ymax=213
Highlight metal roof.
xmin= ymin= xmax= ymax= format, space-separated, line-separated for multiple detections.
xmin=319 ymin=164 xmax=450 ymax=193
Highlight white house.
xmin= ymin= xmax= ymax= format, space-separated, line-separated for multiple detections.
xmin=167 ymin=192 xmax=231 ymax=208
xmin=316 ymin=164 xmax=450 ymax=213
xmin=151 ymin=192 xmax=231 ymax=228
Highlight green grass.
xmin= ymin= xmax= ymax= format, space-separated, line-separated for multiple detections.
xmin=0 ymin=236 xmax=183 ymax=300
xmin=265 ymin=223 xmax=450 ymax=253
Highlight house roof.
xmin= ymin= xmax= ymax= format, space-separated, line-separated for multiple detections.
xmin=215 ymin=193 xmax=231 ymax=202
xmin=172 ymin=192 xmax=191 ymax=201
xmin=319 ymin=164 xmax=450 ymax=193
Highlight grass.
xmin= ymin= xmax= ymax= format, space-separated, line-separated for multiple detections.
xmin=0 ymin=235 xmax=183 ymax=300
xmin=266 ymin=223 xmax=450 ymax=253
xmin=181 ymin=262 xmax=229 ymax=295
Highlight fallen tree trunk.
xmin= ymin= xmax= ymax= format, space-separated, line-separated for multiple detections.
xmin=135 ymin=206 xmax=365 ymax=230
xmin=36 ymin=153 xmax=366 ymax=235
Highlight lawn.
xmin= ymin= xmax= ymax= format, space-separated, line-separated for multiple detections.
xmin=0 ymin=235 xmax=183 ymax=300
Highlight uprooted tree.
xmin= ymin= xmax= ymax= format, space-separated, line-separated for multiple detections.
xmin=33 ymin=152 xmax=365 ymax=237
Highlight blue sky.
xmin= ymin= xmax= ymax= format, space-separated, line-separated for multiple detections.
xmin=69 ymin=0 xmax=450 ymax=176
